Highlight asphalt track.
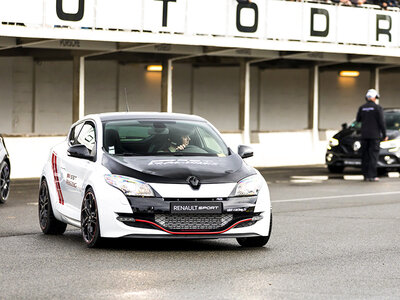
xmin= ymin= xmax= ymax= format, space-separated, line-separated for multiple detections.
xmin=1 ymin=165 xmax=400 ymax=299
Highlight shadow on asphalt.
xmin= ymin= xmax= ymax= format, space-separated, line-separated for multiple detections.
xmin=45 ymin=230 xmax=272 ymax=252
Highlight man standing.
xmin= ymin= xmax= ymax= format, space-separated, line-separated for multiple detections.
xmin=356 ymin=89 xmax=388 ymax=182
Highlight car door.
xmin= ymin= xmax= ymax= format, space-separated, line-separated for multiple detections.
xmin=60 ymin=121 xmax=97 ymax=221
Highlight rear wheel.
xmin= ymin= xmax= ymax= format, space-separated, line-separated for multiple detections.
xmin=81 ymin=188 xmax=102 ymax=248
xmin=327 ymin=165 xmax=345 ymax=173
xmin=0 ymin=160 xmax=10 ymax=204
xmin=237 ymin=214 xmax=272 ymax=247
xmin=38 ymin=179 xmax=67 ymax=234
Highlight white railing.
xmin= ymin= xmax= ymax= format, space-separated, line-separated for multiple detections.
xmin=0 ymin=0 xmax=399 ymax=55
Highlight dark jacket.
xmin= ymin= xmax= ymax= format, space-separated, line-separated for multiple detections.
xmin=356 ymin=101 xmax=386 ymax=139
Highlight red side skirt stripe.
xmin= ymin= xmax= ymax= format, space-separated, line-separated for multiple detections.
xmin=51 ymin=152 xmax=64 ymax=205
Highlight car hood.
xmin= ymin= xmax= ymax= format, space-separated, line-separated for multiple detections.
xmin=102 ymin=153 xmax=256 ymax=184
xmin=334 ymin=128 xmax=400 ymax=141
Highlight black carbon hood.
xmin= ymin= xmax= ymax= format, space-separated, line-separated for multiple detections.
xmin=334 ymin=128 xmax=399 ymax=141
xmin=102 ymin=153 xmax=256 ymax=184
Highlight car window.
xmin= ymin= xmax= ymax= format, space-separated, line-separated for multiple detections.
xmin=351 ymin=112 xmax=400 ymax=131
xmin=69 ymin=122 xmax=84 ymax=145
xmin=197 ymin=127 xmax=226 ymax=155
xmin=384 ymin=111 xmax=400 ymax=130
xmin=350 ymin=121 xmax=361 ymax=130
xmin=76 ymin=123 xmax=96 ymax=153
xmin=103 ymin=119 xmax=229 ymax=157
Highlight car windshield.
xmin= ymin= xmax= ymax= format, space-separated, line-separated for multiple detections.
xmin=384 ymin=111 xmax=400 ymax=130
xmin=350 ymin=111 xmax=400 ymax=131
xmin=102 ymin=119 xmax=229 ymax=157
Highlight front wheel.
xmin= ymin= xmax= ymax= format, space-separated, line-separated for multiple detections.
xmin=38 ymin=179 xmax=67 ymax=234
xmin=81 ymin=188 xmax=102 ymax=248
xmin=237 ymin=214 xmax=272 ymax=247
xmin=0 ymin=160 xmax=10 ymax=204
xmin=327 ymin=165 xmax=345 ymax=173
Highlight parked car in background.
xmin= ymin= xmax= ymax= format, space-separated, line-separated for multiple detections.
xmin=326 ymin=108 xmax=400 ymax=173
xmin=38 ymin=112 xmax=272 ymax=248
xmin=0 ymin=134 xmax=11 ymax=204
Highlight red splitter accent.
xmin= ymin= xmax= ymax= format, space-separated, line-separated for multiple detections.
xmin=134 ymin=218 xmax=253 ymax=235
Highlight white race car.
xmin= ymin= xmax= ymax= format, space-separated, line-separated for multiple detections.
xmin=39 ymin=113 xmax=272 ymax=247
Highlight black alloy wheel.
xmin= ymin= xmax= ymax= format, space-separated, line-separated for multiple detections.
xmin=237 ymin=214 xmax=272 ymax=247
xmin=38 ymin=179 xmax=67 ymax=234
xmin=81 ymin=188 xmax=102 ymax=248
xmin=0 ymin=161 xmax=11 ymax=204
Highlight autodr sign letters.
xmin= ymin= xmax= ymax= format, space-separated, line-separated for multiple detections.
xmin=0 ymin=0 xmax=398 ymax=46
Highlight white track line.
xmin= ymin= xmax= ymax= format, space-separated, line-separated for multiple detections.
xmin=272 ymin=191 xmax=400 ymax=203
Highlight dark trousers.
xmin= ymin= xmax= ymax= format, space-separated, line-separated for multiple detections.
xmin=361 ymin=139 xmax=380 ymax=179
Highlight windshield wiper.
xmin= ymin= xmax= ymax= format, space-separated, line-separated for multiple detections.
xmin=171 ymin=153 xmax=216 ymax=156
xmin=114 ymin=153 xmax=139 ymax=156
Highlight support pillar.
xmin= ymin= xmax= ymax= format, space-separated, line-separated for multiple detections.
xmin=309 ymin=64 xmax=319 ymax=146
xmin=161 ymin=59 xmax=173 ymax=113
xmin=73 ymin=56 xmax=85 ymax=122
xmin=239 ymin=60 xmax=251 ymax=145
xmin=370 ymin=67 xmax=379 ymax=91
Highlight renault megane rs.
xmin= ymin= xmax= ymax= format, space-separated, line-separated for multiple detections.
xmin=39 ymin=113 xmax=272 ymax=247
xmin=0 ymin=134 xmax=11 ymax=204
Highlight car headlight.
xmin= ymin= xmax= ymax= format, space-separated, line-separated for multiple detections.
xmin=231 ymin=175 xmax=263 ymax=197
xmin=380 ymin=139 xmax=400 ymax=150
xmin=104 ymin=174 xmax=155 ymax=197
xmin=329 ymin=138 xmax=339 ymax=147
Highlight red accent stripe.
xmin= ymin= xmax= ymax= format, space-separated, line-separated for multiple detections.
xmin=51 ymin=152 xmax=64 ymax=205
xmin=134 ymin=218 xmax=253 ymax=235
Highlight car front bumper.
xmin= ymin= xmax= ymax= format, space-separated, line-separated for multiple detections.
xmin=94 ymin=180 xmax=272 ymax=239
xmin=326 ymin=149 xmax=400 ymax=169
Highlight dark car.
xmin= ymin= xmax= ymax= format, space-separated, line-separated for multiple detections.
xmin=326 ymin=108 xmax=400 ymax=173
xmin=0 ymin=134 xmax=11 ymax=203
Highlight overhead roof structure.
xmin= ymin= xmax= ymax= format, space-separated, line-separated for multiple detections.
xmin=0 ymin=0 xmax=399 ymax=64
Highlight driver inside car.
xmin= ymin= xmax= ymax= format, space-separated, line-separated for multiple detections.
xmin=165 ymin=133 xmax=191 ymax=152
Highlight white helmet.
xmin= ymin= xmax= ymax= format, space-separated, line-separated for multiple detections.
xmin=366 ymin=89 xmax=380 ymax=100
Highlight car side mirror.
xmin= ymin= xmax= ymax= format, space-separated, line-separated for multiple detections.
xmin=68 ymin=144 xmax=93 ymax=160
xmin=238 ymin=145 xmax=253 ymax=159
xmin=341 ymin=123 xmax=348 ymax=130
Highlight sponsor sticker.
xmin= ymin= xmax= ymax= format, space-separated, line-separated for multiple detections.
xmin=149 ymin=159 xmax=218 ymax=166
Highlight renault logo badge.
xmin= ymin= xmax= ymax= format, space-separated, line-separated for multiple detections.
xmin=187 ymin=176 xmax=201 ymax=190
xmin=353 ymin=141 xmax=361 ymax=152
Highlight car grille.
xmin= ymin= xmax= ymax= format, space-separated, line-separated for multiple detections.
xmin=155 ymin=214 xmax=233 ymax=230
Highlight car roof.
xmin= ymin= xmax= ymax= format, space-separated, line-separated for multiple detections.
xmin=384 ymin=108 xmax=400 ymax=113
xmin=95 ymin=112 xmax=206 ymax=122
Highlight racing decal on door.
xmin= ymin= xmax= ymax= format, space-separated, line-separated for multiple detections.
xmin=66 ymin=173 xmax=78 ymax=189
xmin=51 ymin=152 xmax=64 ymax=205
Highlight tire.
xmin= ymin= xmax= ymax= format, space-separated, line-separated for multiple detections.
xmin=81 ymin=188 xmax=102 ymax=248
xmin=0 ymin=160 xmax=10 ymax=204
xmin=327 ymin=165 xmax=345 ymax=173
xmin=377 ymin=168 xmax=387 ymax=176
xmin=237 ymin=214 xmax=272 ymax=247
xmin=38 ymin=179 xmax=67 ymax=234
